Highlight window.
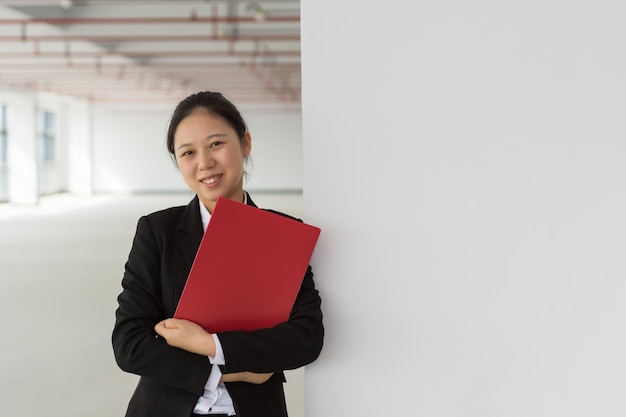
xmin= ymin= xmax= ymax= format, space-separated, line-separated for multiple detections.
xmin=37 ymin=110 xmax=56 ymax=162
xmin=0 ymin=104 xmax=8 ymax=201
xmin=0 ymin=104 xmax=7 ymax=165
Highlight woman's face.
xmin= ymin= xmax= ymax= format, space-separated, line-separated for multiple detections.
xmin=173 ymin=109 xmax=251 ymax=212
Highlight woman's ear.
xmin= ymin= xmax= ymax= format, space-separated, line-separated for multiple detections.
xmin=242 ymin=131 xmax=252 ymax=157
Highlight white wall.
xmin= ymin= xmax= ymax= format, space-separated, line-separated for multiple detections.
xmin=302 ymin=1 xmax=626 ymax=417
xmin=65 ymin=98 xmax=93 ymax=196
xmin=92 ymin=106 xmax=178 ymax=193
xmin=245 ymin=112 xmax=303 ymax=191
xmin=92 ymin=105 xmax=302 ymax=193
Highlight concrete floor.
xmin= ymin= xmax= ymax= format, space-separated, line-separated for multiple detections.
xmin=0 ymin=192 xmax=305 ymax=417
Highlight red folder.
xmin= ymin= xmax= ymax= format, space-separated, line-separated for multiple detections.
xmin=174 ymin=197 xmax=321 ymax=333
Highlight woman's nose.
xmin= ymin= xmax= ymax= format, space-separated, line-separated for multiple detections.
xmin=198 ymin=151 xmax=215 ymax=170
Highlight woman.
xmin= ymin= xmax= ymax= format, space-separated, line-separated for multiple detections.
xmin=112 ymin=91 xmax=324 ymax=417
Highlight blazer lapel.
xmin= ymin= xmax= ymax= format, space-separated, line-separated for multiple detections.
xmin=245 ymin=191 xmax=258 ymax=209
xmin=178 ymin=195 xmax=204 ymax=267
xmin=172 ymin=196 xmax=204 ymax=305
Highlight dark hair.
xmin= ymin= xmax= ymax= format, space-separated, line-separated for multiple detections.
xmin=166 ymin=91 xmax=248 ymax=160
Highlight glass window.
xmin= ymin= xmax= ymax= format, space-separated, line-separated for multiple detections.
xmin=0 ymin=104 xmax=7 ymax=165
xmin=37 ymin=110 xmax=56 ymax=162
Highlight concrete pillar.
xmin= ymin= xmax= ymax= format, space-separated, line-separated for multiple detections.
xmin=7 ymin=94 xmax=38 ymax=205
xmin=66 ymin=99 xmax=93 ymax=196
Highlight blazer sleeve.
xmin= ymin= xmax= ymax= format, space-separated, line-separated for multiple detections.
xmin=218 ymin=264 xmax=324 ymax=374
xmin=112 ymin=215 xmax=211 ymax=396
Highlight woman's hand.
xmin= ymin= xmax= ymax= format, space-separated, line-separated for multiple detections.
xmin=221 ymin=371 xmax=274 ymax=384
xmin=154 ymin=318 xmax=216 ymax=356
xmin=155 ymin=319 xmax=274 ymax=384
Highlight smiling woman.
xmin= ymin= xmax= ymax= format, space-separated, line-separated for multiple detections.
xmin=112 ymin=91 xmax=323 ymax=417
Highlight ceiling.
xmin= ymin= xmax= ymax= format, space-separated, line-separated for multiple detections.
xmin=0 ymin=0 xmax=301 ymax=109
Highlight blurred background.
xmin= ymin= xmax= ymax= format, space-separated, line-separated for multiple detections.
xmin=0 ymin=1 xmax=306 ymax=416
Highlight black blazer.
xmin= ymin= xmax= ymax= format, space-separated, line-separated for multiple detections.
xmin=112 ymin=195 xmax=323 ymax=417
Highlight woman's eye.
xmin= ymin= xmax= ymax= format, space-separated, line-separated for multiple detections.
xmin=210 ymin=141 xmax=222 ymax=148
xmin=180 ymin=150 xmax=193 ymax=157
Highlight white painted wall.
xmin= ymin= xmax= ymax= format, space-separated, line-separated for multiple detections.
xmin=92 ymin=105 xmax=302 ymax=193
xmin=302 ymin=1 xmax=626 ymax=416
xmin=92 ymin=106 xmax=178 ymax=193
xmin=245 ymin=112 xmax=303 ymax=191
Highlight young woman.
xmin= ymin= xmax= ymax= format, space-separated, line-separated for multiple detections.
xmin=112 ymin=91 xmax=324 ymax=417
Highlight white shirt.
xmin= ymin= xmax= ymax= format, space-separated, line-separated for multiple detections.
xmin=192 ymin=195 xmax=246 ymax=416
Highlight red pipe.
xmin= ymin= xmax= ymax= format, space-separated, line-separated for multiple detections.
xmin=0 ymin=62 xmax=300 ymax=70
xmin=0 ymin=16 xmax=300 ymax=25
xmin=0 ymin=34 xmax=300 ymax=42
xmin=0 ymin=51 xmax=300 ymax=59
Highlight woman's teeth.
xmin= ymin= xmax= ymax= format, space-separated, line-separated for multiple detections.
xmin=201 ymin=175 xmax=221 ymax=184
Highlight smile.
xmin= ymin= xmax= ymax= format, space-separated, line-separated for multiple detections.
xmin=200 ymin=174 xmax=222 ymax=185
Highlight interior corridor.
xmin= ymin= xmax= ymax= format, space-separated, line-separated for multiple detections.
xmin=0 ymin=192 xmax=305 ymax=417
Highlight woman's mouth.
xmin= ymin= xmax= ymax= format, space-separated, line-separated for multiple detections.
xmin=200 ymin=174 xmax=222 ymax=185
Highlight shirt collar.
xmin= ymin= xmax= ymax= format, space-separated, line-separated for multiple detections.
xmin=198 ymin=191 xmax=248 ymax=232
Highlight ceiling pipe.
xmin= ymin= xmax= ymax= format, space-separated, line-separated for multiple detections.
xmin=0 ymin=34 xmax=300 ymax=42
xmin=0 ymin=62 xmax=300 ymax=70
xmin=0 ymin=50 xmax=301 ymax=58
xmin=0 ymin=16 xmax=300 ymax=25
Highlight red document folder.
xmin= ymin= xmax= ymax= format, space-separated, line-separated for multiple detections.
xmin=174 ymin=197 xmax=321 ymax=333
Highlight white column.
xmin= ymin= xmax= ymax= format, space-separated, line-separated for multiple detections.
xmin=66 ymin=98 xmax=93 ymax=196
xmin=7 ymin=94 xmax=38 ymax=205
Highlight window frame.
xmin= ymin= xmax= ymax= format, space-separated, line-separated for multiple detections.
xmin=37 ymin=109 xmax=57 ymax=163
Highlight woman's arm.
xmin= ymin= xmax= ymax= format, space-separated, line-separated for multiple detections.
xmin=151 ymin=266 xmax=324 ymax=377
xmin=154 ymin=317 xmax=275 ymax=384
xmin=217 ymin=265 xmax=324 ymax=374
xmin=221 ymin=371 xmax=274 ymax=384
xmin=112 ymin=215 xmax=212 ymax=395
